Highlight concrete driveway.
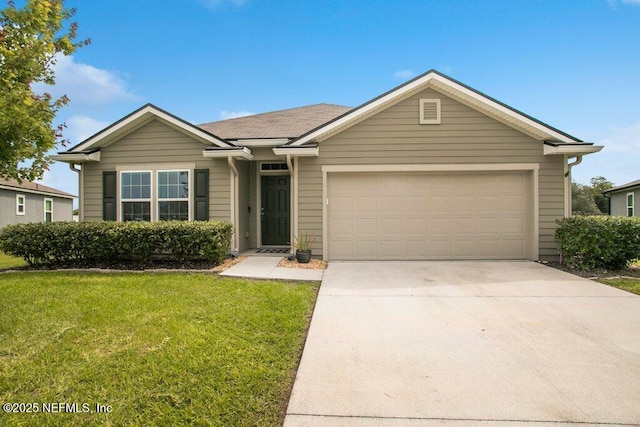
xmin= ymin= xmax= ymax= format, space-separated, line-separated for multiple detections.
xmin=284 ymin=261 xmax=640 ymax=426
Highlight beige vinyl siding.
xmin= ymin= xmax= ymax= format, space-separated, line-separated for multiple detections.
xmin=298 ymin=87 xmax=565 ymax=260
xmin=82 ymin=119 xmax=229 ymax=221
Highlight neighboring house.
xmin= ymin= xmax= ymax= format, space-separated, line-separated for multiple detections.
xmin=602 ymin=179 xmax=640 ymax=217
xmin=52 ymin=70 xmax=602 ymax=261
xmin=0 ymin=179 xmax=75 ymax=228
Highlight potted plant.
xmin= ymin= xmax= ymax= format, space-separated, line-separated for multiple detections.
xmin=294 ymin=232 xmax=315 ymax=264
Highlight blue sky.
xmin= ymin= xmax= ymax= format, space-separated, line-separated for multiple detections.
xmin=34 ymin=0 xmax=640 ymax=197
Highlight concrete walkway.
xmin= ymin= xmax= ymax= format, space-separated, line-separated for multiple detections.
xmin=220 ymin=256 xmax=323 ymax=281
xmin=285 ymin=261 xmax=640 ymax=426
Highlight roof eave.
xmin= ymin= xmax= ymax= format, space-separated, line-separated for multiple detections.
xmin=272 ymin=145 xmax=319 ymax=157
xmin=202 ymin=147 xmax=254 ymax=160
xmin=51 ymin=150 xmax=101 ymax=163
xmin=543 ymin=143 xmax=603 ymax=156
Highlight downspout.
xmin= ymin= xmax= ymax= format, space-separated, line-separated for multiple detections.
xmin=286 ymin=154 xmax=295 ymax=257
xmin=564 ymin=155 xmax=583 ymax=217
xmin=228 ymin=157 xmax=239 ymax=256
xmin=69 ymin=163 xmax=82 ymax=221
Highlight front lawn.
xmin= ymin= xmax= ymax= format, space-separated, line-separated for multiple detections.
xmin=0 ymin=251 xmax=27 ymax=269
xmin=0 ymin=272 xmax=318 ymax=426
xmin=597 ymin=277 xmax=640 ymax=296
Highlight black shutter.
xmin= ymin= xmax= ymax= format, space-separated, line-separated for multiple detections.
xmin=194 ymin=168 xmax=209 ymax=221
xmin=103 ymin=171 xmax=117 ymax=221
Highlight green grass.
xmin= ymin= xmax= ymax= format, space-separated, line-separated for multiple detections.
xmin=0 ymin=252 xmax=27 ymax=269
xmin=0 ymin=272 xmax=318 ymax=426
xmin=598 ymin=277 xmax=640 ymax=296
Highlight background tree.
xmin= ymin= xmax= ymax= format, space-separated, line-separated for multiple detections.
xmin=0 ymin=0 xmax=89 ymax=182
xmin=590 ymin=176 xmax=614 ymax=214
xmin=572 ymin=182 xmax=601 ymax=215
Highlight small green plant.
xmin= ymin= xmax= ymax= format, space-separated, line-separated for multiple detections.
xmin=294 ymin=232 xmax=316 ymax=252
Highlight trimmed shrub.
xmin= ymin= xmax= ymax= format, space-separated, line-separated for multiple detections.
xmin=555 ymin=215 xmax=640 ymax=270
xmin=0 ymin=221 xmax=233 ymax=267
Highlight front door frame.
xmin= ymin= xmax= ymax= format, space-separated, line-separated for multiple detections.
xmin=257 ymin=163 xmax=291 ymax=247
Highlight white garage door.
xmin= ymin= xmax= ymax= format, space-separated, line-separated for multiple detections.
xmin=327 ymin=171 xmax=532 ymax=260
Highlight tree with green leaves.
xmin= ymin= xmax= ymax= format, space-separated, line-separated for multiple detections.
xmin=572 ymin=181 xmax=601 ymax=215
xmin=590 ymin=176 xmax=614 ymax=214
xmin=0 ymin=0 xmax=89 ymax=182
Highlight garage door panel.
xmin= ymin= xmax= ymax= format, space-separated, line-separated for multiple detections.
xmin=328 ymin=171 xmax=532 ymax=260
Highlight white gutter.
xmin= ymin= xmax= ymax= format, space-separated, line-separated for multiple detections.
xmin=286 ymin=154 xmax=296 ymax=256
xmin=51 ymin=151 xmax=101 ymax=162
xmin=203 ymin=147 xmax=253 ymax=160
xmin=544 ymin=144 xmax=602 ymax=156
xmin=564 ymin=155 xmax=583 ymax=217
xmin=272 ymin=146 xmax=319 ymax=157
xmin=228 ymin=157 xmax=240 ymax=255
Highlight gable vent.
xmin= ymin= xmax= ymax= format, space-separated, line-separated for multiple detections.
xmin=419 ymin=99 xmax=441 ymax=124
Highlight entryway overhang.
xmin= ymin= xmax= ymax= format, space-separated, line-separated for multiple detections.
xmin=202 ymin=146 xmax=254 ymax=160
xmin=272 ymin=144 xmax=319 ymax=157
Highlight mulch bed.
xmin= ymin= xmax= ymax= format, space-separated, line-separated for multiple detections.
xmin=545 ymin=261 xmax=640 ymax=280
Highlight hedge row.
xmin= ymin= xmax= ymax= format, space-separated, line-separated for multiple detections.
xmin=555 ymin=215 xmax=640 ymax=270
xmin=0 ymin=221 xmax=233 ymax=267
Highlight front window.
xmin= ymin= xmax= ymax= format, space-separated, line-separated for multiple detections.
xmin=158 ymin=171 xmax=189 ymax=221
xmin=627 ymin=193 xmax=635 ymax=217
xmin=16 ymin=194 xmax=25 ymax=215
xmin=121 ymin=171 xmax=151 ymax=221
xmin=44 ymin=199 xmax=53 ymax=222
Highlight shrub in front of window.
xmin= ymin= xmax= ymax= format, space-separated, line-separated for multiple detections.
xmin=555 ymin=215 xmax=640 ymax=270
xmin=0 ymin=221 xmax=233 ymax=267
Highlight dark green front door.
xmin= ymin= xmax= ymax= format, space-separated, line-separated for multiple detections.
xmin=261 ymin=175 xmax=290 ymax=245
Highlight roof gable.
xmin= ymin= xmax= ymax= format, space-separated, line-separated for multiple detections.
xmin=289 ymin=70 xmax=584 ymax=146
xmin=67 ymin=104 xmax=231 ymax=153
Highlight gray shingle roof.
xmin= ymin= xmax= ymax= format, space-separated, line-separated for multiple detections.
xmin=602 ymin=179 xmax=640 ymax=194
xmin=198 ymin=103 xmax=351 ymax=140
xmin=0 ymin=178 xmax=75 ymax=198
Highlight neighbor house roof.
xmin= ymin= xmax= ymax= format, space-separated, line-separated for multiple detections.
xmin=602 ymin=179 xmax=640 ymax=194
xmin=198 ymin=104 xmax=351 ymax=140
xmin=0 ymin=178 xmax=75 ymax=199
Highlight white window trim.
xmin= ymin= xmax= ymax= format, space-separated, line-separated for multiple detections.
xmin=627 ymin=192 xmax=635 ymax=217
xmin=157 ymin=169 xmax=192 ymax=221
xmin=16 ymin=194 xmax=25 ymax=215
xmin=44 ymin=198 xmax=53 ymax=222
xmin=120 ymin=170 xmax=153 ymax=222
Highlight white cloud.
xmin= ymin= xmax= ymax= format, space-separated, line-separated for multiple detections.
xmin=598 ymin=120 xmax=640 ymax=154
xmin=198 ymin=0 xmax=247 ymax=10
xmin=607 ymin=0 xmax=640 ymax=7
xmin=64 ymin=115 xmax=111 ymax=144
xmin=220 ymin=110 xmax=255 ymax=120
xmin=394 ymin=69 xmax=417 ymax=80
xmin=34 ymin=55 xmax=139 ymax=107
